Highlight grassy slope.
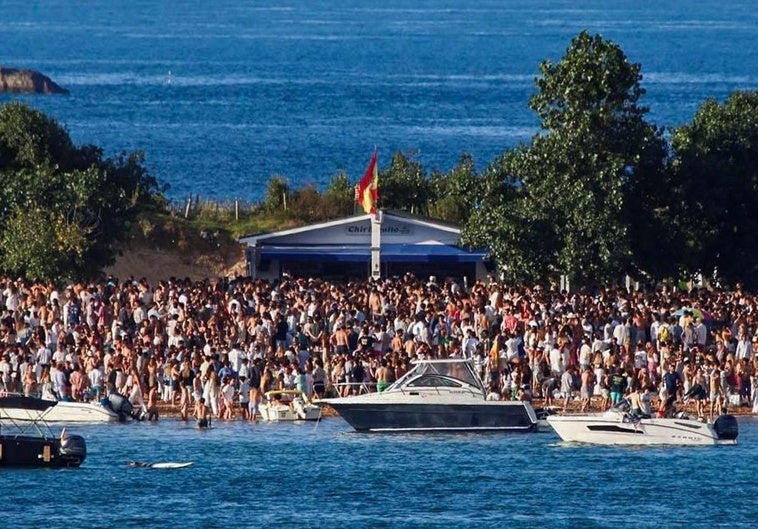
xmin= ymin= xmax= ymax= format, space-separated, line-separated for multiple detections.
xmin=105 ymin=207 xmax=310 ymax=283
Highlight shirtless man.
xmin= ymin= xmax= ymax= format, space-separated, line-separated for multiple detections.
xmin=375 ymin=359 xmax=390 ymax=392
xmin=709 ymin=365 xmax=722 ymax=420
xmin=628 ymin=385 xmax=642 ymax=416
xmin=194 ymin=397 xmax=211 ymax=428
xmin=330 ymin=323 xmax=350 ymax=357
xmin=146 ymin=383 xmax=159 ymax=422
xmin=580 ymin=366 xmax=595 ymax=412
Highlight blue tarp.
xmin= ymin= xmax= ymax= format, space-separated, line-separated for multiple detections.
xmin=258 ymin=244 xmax=487 ymax=263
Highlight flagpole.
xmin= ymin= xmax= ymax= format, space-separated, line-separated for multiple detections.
xmin=371 ymin=209 xmax=382 ymax=280
xmin=355 ymin=149 xmax=380 ymax=280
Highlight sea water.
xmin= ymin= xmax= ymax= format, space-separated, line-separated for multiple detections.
xmin=1 ymin=0 xmax=756 ymax=202
xmin=4 ymin=416 xmax=758 ymax=528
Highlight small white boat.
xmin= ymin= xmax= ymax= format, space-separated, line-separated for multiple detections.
xmin=40 ymin=400 xmax=121 ymax=423
xmin=546 ymin=407 xmax=739 ymax=446
xmin=0 ymin=393 xmax=136 ymax=423
xmin=259 ymin=390 xmax=321 ymax=422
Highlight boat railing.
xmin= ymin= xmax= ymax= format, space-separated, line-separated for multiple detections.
xmin=0 ymin=396 xmax=58 ymax=438
xmin=331 ymin=381 xmax=376 ymax=395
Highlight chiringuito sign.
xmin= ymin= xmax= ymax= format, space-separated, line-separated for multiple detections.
xmin=345 ymin=223 xmax=412 ymax=236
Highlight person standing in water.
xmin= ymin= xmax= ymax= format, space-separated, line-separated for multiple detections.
xmin=194 ymin=397 xmax=211 ymax=428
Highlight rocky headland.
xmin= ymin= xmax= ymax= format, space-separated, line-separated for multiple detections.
xmin=0 ymin=67 xmax=68 ymax=94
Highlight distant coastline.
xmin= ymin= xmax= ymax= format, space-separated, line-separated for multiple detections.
xmin=0 ymin=67 xmax=68 ymax=95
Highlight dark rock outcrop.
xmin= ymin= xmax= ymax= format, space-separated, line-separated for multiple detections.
xmin=0 ymin=67 xmax=69 ymax=95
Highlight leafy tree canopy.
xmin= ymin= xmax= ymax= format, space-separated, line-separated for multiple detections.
xmin=462 ymin=30 xmax=667 ymax=285
xmin=377 ymin=151 xmax=430 ymax=215
xmin=669 ymin=90 xmax=758 ymax=288
xmin=0 ymin=102 xmax=163 ymax=281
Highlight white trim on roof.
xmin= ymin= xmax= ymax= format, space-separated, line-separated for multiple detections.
xmin=239 ymin=213 xmax=372 ymax=245
xmin=238 ymin=211 xmax=459 ymax=246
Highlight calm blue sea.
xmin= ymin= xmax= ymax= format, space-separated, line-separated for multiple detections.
xmin=1 ymin=0 xmax=756 ymax=202
xmin=4 ymin=416 xmax=758 ymax=528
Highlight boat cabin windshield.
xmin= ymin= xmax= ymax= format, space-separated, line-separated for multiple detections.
xmin=390 ymin=360 xmax=484 ymax=392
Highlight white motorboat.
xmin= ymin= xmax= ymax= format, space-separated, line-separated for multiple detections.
xmin=0 ymin=393 xmax=136 ymax=423
xmin=322 ymin=358 xmax=538 ymax=433
xmin=259 ymin=390 xmax=321 ymax=422
xmin=0 ymin=395 xmax=87 ymax=468
xmin=546 ymin=407 xmax=739 ymax=446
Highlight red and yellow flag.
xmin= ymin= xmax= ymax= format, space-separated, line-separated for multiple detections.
xmin=355 ymin=150 xmax=378 ymax=214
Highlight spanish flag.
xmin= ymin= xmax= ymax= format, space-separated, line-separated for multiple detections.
xmin=355 ymin=150 xmax=378 ymax=214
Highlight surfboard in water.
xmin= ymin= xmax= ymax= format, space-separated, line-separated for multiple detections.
xmin=149 ymin=462 xmax=194 ymax=469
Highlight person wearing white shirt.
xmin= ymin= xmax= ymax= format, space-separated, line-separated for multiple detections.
xmin=549 ymin=347 xmax=563 ymax=377
xmin=735 ymin=334 xmax=752 ymax=360
xmin=613 ymin=318 xmax=630 ymax=347
xmin=462 ymin=329 xmax=479 ymax=358
xmin=228 ymin=344 xmax=245 ymax=373
xmin=603 ymin=319 xmax=616 ymax=342
xmin=505 ymin=333 xmax=521 ymax=361
xmin=693 ymin=319 xmax=708 ymax=348
xmin=650 ymin=315 xmax=662 ymax=347
xmin=578 ymin=338 xmax=593 ymax=370
xmin=37 ymin=344 xmax=52 ymax=367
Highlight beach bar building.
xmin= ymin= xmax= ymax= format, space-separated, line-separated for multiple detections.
xmin=239 ymin=211 xmax=489 ymax=282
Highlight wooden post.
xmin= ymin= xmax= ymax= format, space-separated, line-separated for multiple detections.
xmin=184 ymin=197 xmax=191 ymax=219
xmin=235 ymin=199 xmax=239 ymax=221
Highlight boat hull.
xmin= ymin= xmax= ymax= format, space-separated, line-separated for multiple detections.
xmin=0 ymin=402 xmax=119 ymax=423
xmin=547 ymin=414 xmax=737 ymax=446
xmin=0 ymin=434 xmax=87 ymax=467
xmin=327 ymin=401 xmax=537 ymax=433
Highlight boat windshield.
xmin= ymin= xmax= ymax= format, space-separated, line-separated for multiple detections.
xmin=390 ymin=360 xmax=484 ymax=391
xmin=406 ymin=375 xmax=462 ymax=388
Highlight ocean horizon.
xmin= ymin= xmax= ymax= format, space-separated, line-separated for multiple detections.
xmin=1 ymin=0 xmax=756 ymax=203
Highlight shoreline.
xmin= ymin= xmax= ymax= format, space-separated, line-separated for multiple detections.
xmin=150 ymin=399 xmax=755 ymax=422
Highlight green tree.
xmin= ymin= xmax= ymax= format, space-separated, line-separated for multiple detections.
xmin=669 ymin=90 xmax=758 ymax=288
xmin=463 ymin=31 xmax=667 ymax=285
xmin=0 ymin=101 xmax=76 ymax=168
xmin=460 ymin=152 xmax=538 ymax=283
xmin=378 ymin=151 xmax=430 ymax=215
xmin=262 ymin=175 xmax=290 ymax=213
xmin=322 ymin=171 xmax=355 ymax=218
xmin=0 ymin=102 xmax=162 ymax=281
xmin=288 ymin=185 xmax=323 ymax=221
xmin=428 ymin=153 xmax=481 ymax=224
xmin=1 ymin=205 xmax=89 ymax=281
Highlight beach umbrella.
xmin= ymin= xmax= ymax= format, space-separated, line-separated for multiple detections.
xmin=673 ymin=307 xmax=712 ymax=321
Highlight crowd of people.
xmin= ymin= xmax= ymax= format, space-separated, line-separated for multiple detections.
xmin=1 ymin=272 xmax=757 ymax=423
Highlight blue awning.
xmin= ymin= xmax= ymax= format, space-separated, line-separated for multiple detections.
xmin=258 ymin=244 xmax=487 ymax=263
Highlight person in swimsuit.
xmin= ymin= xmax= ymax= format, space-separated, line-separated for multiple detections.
xmin=194 ymin=397 xmax=211 ymax=428
xmin=375 ymin=359 xmax=390 ymax=392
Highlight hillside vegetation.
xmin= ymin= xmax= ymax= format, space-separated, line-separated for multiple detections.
xmin=1 ymin=31 xmax=757 ymax=288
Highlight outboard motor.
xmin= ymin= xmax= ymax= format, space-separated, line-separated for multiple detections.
xmin=59 ymin=434 xmax=87 ymax=466
xmin=106 ymin=393 xmax=135 ymax=422
xmin=714 ymin=415 xmax=739 ymax=441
